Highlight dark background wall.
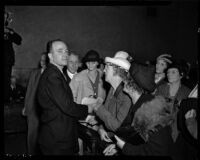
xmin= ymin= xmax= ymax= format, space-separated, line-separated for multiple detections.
xmin=5 ymin=3 xmax=198 ymax=86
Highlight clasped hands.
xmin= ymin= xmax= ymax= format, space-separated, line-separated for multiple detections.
xmin=87 ymin=97 xmax=103 ymax=113
xmin=83 ymin=97 xmax=103 ymax=126
xmin=103 ymin=135 xmax=126 ymax=156
xmin=97 ymin=127 xmax=126 ymax=156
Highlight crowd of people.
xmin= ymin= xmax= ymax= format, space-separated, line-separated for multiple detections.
xmin=18 ymin=39 xmax=198 ymax=159
xmin=4 ymin=10 xmax=198 ymax=158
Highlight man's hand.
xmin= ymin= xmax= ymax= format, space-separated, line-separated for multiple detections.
xmin=114 ymin=135 xmax=125 ymax=149
xmin=85 ymin=115 xmax=98 ymax=125
xmin=21 ymin=107 xmax=26 ymax=116
xmin=98 ymin=128 xmax=112 ymax=142
xmin=103 ymin=144 xmax=117 ymax=156
xmin=87 ymin=103 xmax=96 ymax=113
xmin=185 ymin=109 xmax=196 ymax=119
xmin=93 ymin=98 xmax=102 ymax=111
xmin=96 ymin=97 xmax=104 ymax=104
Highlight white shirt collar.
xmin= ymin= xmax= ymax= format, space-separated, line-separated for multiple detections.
xmin=188 ymin=84 xmax=198 ymax=98
xmin=67 ymin=69 xmax=77 ymax=79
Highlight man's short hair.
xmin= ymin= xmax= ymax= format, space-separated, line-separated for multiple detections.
xmin=69 ymin=52 xmax=79 ymax=60
xmin=46 ymin=39 xmax=64 ymax=53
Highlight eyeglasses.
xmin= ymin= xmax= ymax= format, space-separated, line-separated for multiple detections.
xmin=105 ymin=62 xmax=115 ymax=67
xmin=56 ymin=49 xmax=69 ymax=55
xmin=105 ymin=62 xmax=129 ymax=72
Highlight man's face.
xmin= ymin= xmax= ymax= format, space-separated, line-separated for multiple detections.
xmin=67 ymin=54 xmax=79 ymax=74
xmin=49 ymin=41 xmax=69 ymax=67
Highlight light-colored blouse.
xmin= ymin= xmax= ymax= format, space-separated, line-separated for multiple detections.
xmin=70 ymin=69 xmax=106 ymax=104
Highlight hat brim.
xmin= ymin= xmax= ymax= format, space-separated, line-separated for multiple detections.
xmin=105 ymin=57 xmax=130 ymax=71
xmin=84 ymin=58 xmax=100 ymax=63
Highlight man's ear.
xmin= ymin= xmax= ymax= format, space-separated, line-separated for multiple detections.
xmin=48 ymin=53 xmax=52 ymax=61
xmin=180 ymin=72 xmax=184 ymax=79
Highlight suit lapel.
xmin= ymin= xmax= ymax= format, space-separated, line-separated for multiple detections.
xmin=48 ymin=63 xmax=69 ymax=84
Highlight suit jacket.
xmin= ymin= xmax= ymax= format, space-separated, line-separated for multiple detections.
xmin=155 ymin=82 xmax=191 ymax=102
xmin=24 ymin=69 xmax=42 ymax=154
xmin=37 ymin=63 xmax=88 ymax=154
xmin=63 ymin=68 xmax=72 ymax=83
xmin=95 ymin=82 xmax=132 ymax=131
xmin=24 ymin=69 xmax=42 ymax=117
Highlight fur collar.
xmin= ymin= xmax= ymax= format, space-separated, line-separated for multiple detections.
xmin=132 ymin=95 xmax=174 ymax=141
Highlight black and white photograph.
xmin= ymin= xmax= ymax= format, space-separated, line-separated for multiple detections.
xmin=3 ymin=0 xmax=199 ymax=159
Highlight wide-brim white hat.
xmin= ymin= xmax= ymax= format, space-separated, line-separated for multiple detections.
xmin=105 ymin=57 xmax=131 ymax=71
xmin=114 ymin=51 xmax=129 ymax=59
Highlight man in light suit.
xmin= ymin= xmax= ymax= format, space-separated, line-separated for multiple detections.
xmin=36 ymin=39 xmax=94 ymax=155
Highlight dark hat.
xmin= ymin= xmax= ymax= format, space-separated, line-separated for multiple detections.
xmin=167 ymin=59 xmax=188 ymax=77
xmin=129 ymin=62 xmax=156 ymax=93
xmin=83 ymin=50 xmax=100 ymax=63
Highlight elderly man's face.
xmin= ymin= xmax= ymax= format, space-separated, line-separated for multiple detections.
xmin=49 ymin=41 xmax=69 ymax=67
xmin=67 ymin=54 xmax=79 ymax=74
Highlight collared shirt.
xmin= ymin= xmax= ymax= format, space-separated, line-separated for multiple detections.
xmin=95 ymin=82 xmax=132 ymax=132
xmin=188 ymin=84 xmax=198 ymax=98
xmin=67 ymin=69 xmax=76 ymax=80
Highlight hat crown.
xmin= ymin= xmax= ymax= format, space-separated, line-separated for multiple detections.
xmin=84 ymin=50 xmax=100 ymax=62
xmin=129 ymin=62 xmax=156 ymax=92
xmin=105 ymin=57 xmax=130 ymax=71
xmin=114 ymin=51 xmax=129 ymax=59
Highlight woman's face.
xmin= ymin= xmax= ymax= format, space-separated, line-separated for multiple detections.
xmin=86 ymin=61 xmax=98 ymax=71
xmin=167 ymin=68 xmax=182 ymax=83
xmin=156 ymin=59 xmax=167 ymax=74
